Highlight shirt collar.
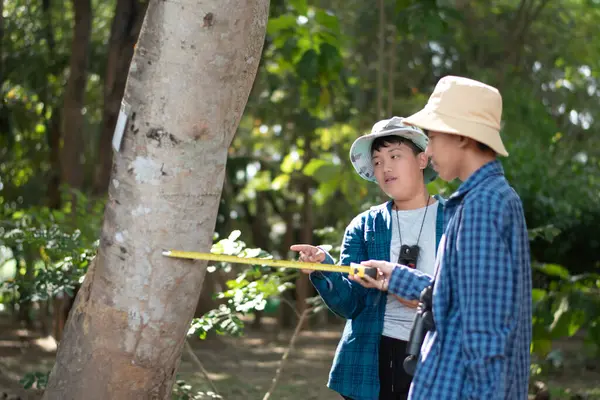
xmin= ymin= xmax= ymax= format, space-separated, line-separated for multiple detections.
xmin=448 ymin=159 xmax=504 ymax=201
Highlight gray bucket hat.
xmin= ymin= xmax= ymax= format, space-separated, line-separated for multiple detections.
xmin=349 ymin=116 xmax=437 ymax=183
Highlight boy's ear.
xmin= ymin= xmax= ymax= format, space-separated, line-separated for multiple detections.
xmin=457 ymin=135 xmax=470 ymax=149
xmin=418 ymin=152 xmax=429 ymax=170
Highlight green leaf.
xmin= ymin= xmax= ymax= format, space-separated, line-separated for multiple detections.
xmin=289 ymin=0 xmax=308 ymax=14
xmin=535 ymin=264 xmax=570 ymax=280
xmin=296 ymin=49 xmax=319 ymax=82
xmin=280 ymin=153 xmax=302 ymax=174
xmin=314 ymin=10 xmax=340 ymax=33
xmin=271 ymin=174 xmax=290 ymax=190
xmin=228 ymin=230 xmax=242 ymax=242
xmin=19 ymin=374 xmax=35 ymax=389
xmin=532 ymin=288 xmax=547 ymax=305
xmin=313 ymin=164 xmax=341 ymax=183
xmin=318 ymin=42 xmax=342 ymax=76
xmin=303 ymin=159 xmax=328 ymax=176
xmin=267 ymin=15 xmax=297 ymax=35
xmin=303 ymin=159 xmax=341 ymax=184
xmin=549 ymin=295 xmax=586 ymax=338
xmin=531 ymin=338 xmax=553 ymax=358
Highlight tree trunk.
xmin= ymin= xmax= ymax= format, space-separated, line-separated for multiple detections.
xmin=278 ymin=207 xmax=296 ymax=329
xmin=93 ymin=0 xmax=148 ymax=195
xmin=42 ymin=1 xmax=269 ymax=399
xmin=294 ymin=138 xmax=314 ymax=329
xmin=41 ymin=0 xmax=62 ymax=210
xmin=0 ymin=0 xmax=10 ymax=145
xmin=60 ymin=0 xmax=92 ymax=193
xmin=46 ymin=112 xmax=62 ymax=209
xmin=52 ymin=0 xmax=92 ymax=342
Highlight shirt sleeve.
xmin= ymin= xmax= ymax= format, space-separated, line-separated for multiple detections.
xmin=309 ymin=214 xmax=369 ymax=319
xmin=387 ymin=264 xmax=433 ymax=300
xmin=458 ymin=198 xmax=518 ymax=399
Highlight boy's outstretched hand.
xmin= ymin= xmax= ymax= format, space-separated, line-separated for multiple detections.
xmin=290 ymin=244 xmax=326 ymax=274
xmin=348 ymin=260 xmax=397 ymax=291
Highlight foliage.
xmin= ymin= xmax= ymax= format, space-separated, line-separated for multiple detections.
xmin=0 ymin=188 xmax=103 ymax=304
xmin=188 ymin=230 xmax=296 ymax=339
xmin=171 ymin=378 xmax=222 ymax=400
xmin=19 ymin=370 xmax=50 ymax=390
xmin=531 ymin=263 xmax=600 ymax=358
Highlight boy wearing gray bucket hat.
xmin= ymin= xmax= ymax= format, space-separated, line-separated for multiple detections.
xmin=356 ymin=76 xmax=531 ymax=400
xmin=291 ymin=116 xmax=445 ymax=400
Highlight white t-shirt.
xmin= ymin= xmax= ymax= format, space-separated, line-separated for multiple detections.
xmin=382 ymin=201 xmax=438 ymax=341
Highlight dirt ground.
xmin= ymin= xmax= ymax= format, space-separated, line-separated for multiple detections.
xmin=1 ymin=312 xmax=599 ymax=400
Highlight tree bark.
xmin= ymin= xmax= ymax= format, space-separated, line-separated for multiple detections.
xmin=42 ymin=1 xmax=269 ymax=399
xmin=93 ymin=0 xmax=149 ymax=195
xmin=60 ymin=0 xmax=92 ymax=193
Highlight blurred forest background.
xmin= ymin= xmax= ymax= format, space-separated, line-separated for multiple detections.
xmin=0 ymin=0 xmax=599 ymax=398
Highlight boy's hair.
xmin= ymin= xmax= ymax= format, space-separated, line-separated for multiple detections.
xmin=371 ymin=135 xmax=422 ymax=156
xmin=476 ymin=141 xmax=494 ymax=153
xmin=424 ymin=129 xmax=495 ymax=154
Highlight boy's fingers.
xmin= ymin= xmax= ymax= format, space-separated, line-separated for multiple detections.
xmin=361 ymin=260 xmax=387 ymax=269
xmin=360 ymin=275 xmax=379 ymax=287
xmin=290 ymin=244 xmax=309 ymax=252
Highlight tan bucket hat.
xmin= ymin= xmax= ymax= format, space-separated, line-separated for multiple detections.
xmin=403 ymin=75 xmax=508 ymax=156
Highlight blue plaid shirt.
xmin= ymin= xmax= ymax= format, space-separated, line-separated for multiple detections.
xmin=388 ymin=160 xmax=532 ymax=399
xmin=310 ymin=196 xmax=445 ymax=400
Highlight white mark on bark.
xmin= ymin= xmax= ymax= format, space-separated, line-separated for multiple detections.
xmin=148 ymin=293 xmax=167 ymax=320
xmin=124 ymin=307 xmax=150 ymax=352
xmin=213 ymin=54 xmax=227 ymax=67
xmin=130 ymin=156 xmax=162 ymax=184
xmin=112 ymin=179 xmax=119 ymax=188
xmin=246 ymin=56 xmax=255 ymax=64
xmin=115 ymin=232 xmax=125 ymax=243
xmin=128 ymin=309 xmax=142 ymax=330
xmin=131 ymin=205 xmax=152 ymax=217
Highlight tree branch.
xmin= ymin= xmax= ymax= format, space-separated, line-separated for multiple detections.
xmin=184 ymin=339 xmax=220 ymax=396
xmin=262 ymin=307 xmax=312 ymax=400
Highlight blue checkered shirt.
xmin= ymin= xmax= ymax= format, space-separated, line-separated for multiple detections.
xmin=388 ymin=160 xmax=532 ymax=399
xmin=310 ymin=197 xmax=445 ymax=400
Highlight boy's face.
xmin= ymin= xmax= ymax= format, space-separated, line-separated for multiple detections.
xmin=425 ymin=131 xmax=463 ymax=182
xmin=371 ymin=141 xmax=427 ymax=201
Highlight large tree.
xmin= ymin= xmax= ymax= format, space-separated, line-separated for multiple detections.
xmin=42 ymin=0 xmax=270 ymax=398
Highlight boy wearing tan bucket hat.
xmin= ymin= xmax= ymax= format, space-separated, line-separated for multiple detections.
xmin=354 ymin=76 xmax=532 ymax=400
xmin=291 ymin=117 xmax=445 ymax=400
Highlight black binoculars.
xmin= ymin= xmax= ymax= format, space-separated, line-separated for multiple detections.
xmin=403 ymin=284 xmax=435 ymax=376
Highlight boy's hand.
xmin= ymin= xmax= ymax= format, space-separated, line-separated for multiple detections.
xmin=348 ymin=260 xmax=396 ymax=291
xmin=290 ymin=244 xmax=326 ymax=274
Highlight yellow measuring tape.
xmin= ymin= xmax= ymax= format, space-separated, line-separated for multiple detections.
xmin=161 ymin=250 xmax=377 ymax=278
